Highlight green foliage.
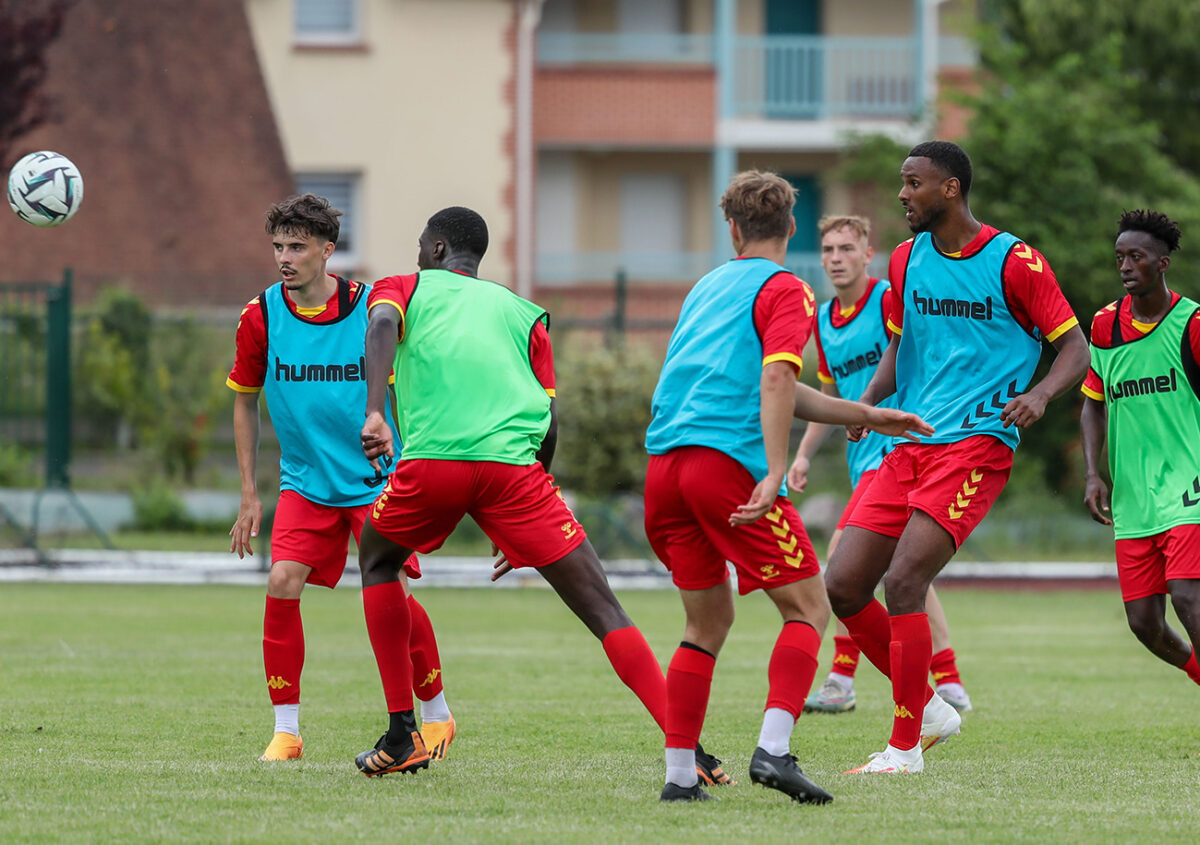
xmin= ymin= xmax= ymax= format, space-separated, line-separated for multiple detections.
xmin=827 ymin=132 xmax=912 ymax=256
xmin=0 ymin=442 xmax=36 ymax=486
xmin=128 ymin=478 xmax=196 ymax=532
xmin=552 ymin=334 xmax=662 ymax=497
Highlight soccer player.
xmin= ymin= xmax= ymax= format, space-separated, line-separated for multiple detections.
xmin=352 ymin=206 xmax=729 ymax=785
xmin=825 ymin=141 xmax=1089 ymax=774
xmin=644 ymin=171 xmax=933 ymax=803
xmin=788 ymin=215 xmax=971 ymax=715
xmin=228 ymin=194 xmax=455 ymax=763
xmin=1080 ymin=209 xmax=1200 ymax=690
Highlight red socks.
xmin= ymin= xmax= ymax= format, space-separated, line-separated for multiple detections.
xmin=665 ymin=644 xmax=714 ymax=749
xmin=831 ymin=635 xmax=861 ymax=680
xmin=765 ymin=621 xmax=821 ymax=718
xmin=840 ymin=599 xmax=894 ymax=677
xmin=1183 ymin=649 xmax=1200 ymax=686
xmin=930 ymin=647 xmax=963 ymax=687
xmin=362 ymin=581 xmax=414 ymax=713
xmin=263 ymin=596 xmax=303 ymax=705
xmin=889 ymin=612 xmax=932 ymax=751
xmin=408 ymin=594 xmax=444 ymax=701
xmin=602 ymin=626 xmax=668 ymax=733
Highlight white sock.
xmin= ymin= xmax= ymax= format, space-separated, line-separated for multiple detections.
xmin=756 ymin=707 xmax=795 ymax=757
xmin=665 ymin=747 xmax=698 ymax=787
xmin=935 ymin=681 xmax=966 ymax=698
xmin=273 ymin=703 xmax=299 ymax=736
xmin=419 ymin=691 xmax=451 ymax=724
xmin=828 ymin=672 xmax=854 ymax=693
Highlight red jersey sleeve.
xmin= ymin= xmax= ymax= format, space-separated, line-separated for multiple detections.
xmin=226 ymin=297 xmax=267 ymax=392
xmin=886 ymin=240 xmax=914 ymax=335
xmin=1189 ymin=307 xmax=1200 ymax=363
xmin=752 ymin=272 xmax=816 ymax=375
xmin=1001 ymin=243 xmax=1079 ymax=342
xmin=880 ymin=285 xmax=897 ymax=341
xmin=368 ymin=274 xmax=420 ymax=340
xmin=815 ymin=325 xmax=834 ymax=384
xmin=529 ymin=318 xmax=556 ymax=395
xmin=1080 ymin=304 xmax=1117 ymax=401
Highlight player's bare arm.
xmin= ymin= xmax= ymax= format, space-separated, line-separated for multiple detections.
xmin=792 ymin=381 xmax=933 ymax=441
xmin=1079 ymin=395 xmax=1113 ymax=526
xmin=999 ymin=325 xmax=1090 ymax=429
xmin=788 ymin=381 xmax=840 ymax=492
xmin=230 ymin=390 xmax=263 ymax=558
xmin=362 ymin=302 xmax=401 ymax=464
xmin=731 ymin=361 xmax=795 ymax=526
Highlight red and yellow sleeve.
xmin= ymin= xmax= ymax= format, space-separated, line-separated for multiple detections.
xmin=754 ymin=273 xmax=814 ymax=376
xmin=226 ymin=298 xmax=267 ymax=393
xmin=1003 ymin=245 xmax=1078 ymax=342
xmin=529 ymin=319 xmax=556 ymax=396
xmin=885 ymin=240 xmax=914 ymax=335
xmin=368 ymin=274 xmax=418 ymax=341
xmin=814 ymin=327 xmax=834 ymax=384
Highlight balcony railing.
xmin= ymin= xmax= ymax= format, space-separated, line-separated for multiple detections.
xmin=537 ymin=32 xmax=918 ymax=120
xmin=538 ymin=32 xmax=714 ymax=65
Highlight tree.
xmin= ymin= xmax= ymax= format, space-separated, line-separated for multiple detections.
xmin=0 ymin=0 xmax=70 ymax=165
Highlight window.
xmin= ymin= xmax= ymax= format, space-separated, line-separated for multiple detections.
xmin=294 ymin=0 xmax=361 ymax=46
xmin=295 ymin=173 xmax=360 ymax=270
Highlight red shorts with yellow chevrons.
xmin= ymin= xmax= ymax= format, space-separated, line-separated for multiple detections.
xmin=846 ymin=434 xmax=1013 ymax=548
xmin=644 ymin=446 xmax=819 ymax=595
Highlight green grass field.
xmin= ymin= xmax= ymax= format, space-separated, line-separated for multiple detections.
xmin=1 ymin=583 xmax=1197 ymax=843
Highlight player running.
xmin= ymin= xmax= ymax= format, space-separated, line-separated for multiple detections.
xmin=1080 ymin=209 xmax=1200 ymax=692
xmin=351 ymin=206 xmax=727 ymax=785
xmin=644 ymin=171 xmax=933 ymax=803
xmin=228 ymin=194 xmax=455 ymax=763
xmin=789 ymin=215 xmax=971 ymax=715
xmin=825 ymin=142 xmax=1089 ymax=774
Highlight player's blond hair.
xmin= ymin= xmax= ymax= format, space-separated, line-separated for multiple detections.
xmin=720 ymin=171 xmax=796 ymax=242
xmin=818 ymin=214 xmax=871 ymax=242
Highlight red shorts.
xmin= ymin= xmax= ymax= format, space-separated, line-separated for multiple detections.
xmin=369 ymin=459 xmax=587 ymax=569
xmin=272 ymin=490 xmax=420 ymax=588
xmin=1115 ymin=523 xmax=1200 ymax=602
xmin=644 ymin=446 xmax=820 ymax=595
xmin=836 ymin=470 xmax=878 ymax=531
xmin=846 ymin=435 xmax=1013 ymax=548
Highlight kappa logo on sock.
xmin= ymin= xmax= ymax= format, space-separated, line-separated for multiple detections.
xmin=267 ymin=675 xmax=293 ymax=690
xmin=834 ymin=654 xmax=858 ymax=666
xmin=418 ymin=668 xmax=441 ymax=688
xmin=932 ymin=670 xmax=954 ymax=681
xmin=894 ymin=704 xmax=916 ymax=719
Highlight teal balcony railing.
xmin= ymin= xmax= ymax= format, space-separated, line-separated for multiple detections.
xmin=537 ymin=32 xmax=714 ymax=65
xmin=537 ymin=32 xmax=919 ymax=120
xmin=535 ymin=250 xmax=832 ymax=293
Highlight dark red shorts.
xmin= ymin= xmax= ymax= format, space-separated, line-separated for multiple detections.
xmin=836 ymin=470 xmax=878 ymax=531
xmin=644 ymin=446 xmax=820 ymax=595
xmin=369 ymin=459 xmax=587 ymax=569
xmin=846 ymin=435 xmax=1013 ymax=548
xmin=1115 ymin=523 xmax=1200 ymax=602
xmin=272 ymin=490 xmax=421 ymax=588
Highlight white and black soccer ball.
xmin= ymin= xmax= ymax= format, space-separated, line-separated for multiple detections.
xmin=7 ymin=150 xmax=84 ymax=227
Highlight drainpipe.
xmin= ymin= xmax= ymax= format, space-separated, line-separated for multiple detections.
xmin=711 ymin=0 xmax=737 ymax=267
xmin=515 ymin=0 xmax=544 ymax=299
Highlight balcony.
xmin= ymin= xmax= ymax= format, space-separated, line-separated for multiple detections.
xmin=536 ymin=32 xmax=919 ymax=121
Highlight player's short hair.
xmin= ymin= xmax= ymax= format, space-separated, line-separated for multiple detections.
xmin=266 ymin=193 xmax=342 ymax=243
xmin=426 ymin=206 xmax=489 ymax=258
xmin=1117 ymin=209 xmax=1182 ymax=253
xmin=720 ymin=171 xmax=797 ymax=242
xmin=908 ymin=140 xmax=972 ymax=197
xmin=818 ymin=214 xmax=871 ymax=242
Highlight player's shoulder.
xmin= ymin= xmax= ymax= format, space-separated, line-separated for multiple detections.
xmin=368 ymin=273 xmax=419 ymax=306
xmin=1088 ymin=300 xmax=1121 ymax=346
xmin=1002 ymin=238 xmax=1052 ymax=276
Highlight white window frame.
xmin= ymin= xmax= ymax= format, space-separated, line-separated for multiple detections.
xmin=293 ymin=0 xmax=362 ymax=47
xmin=294 ymin=173 xmax=361 ymax=273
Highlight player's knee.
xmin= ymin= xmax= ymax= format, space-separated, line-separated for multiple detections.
xmin=1125 ymin=608 xmax=1165 ymax=646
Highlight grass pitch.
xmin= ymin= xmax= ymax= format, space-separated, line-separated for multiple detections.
xmin=1 ymin=582 xmax=1197 ymax=843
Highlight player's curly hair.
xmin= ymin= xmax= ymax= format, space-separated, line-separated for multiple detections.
xmin=1117 ymin=209 xmax=1182 ymax=253
xmin=426 ymin=206 xmax=489 ymax=258
xmin=266 ymin=193 xmax=342 ymax=244
xmin=720 ymin=170 xmax=796 ymax=242
xmin=908 ymin=140 xmax=972 ymax=197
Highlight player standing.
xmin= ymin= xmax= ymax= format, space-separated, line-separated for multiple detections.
xmin=1080 ymin=209 xmax=1200 ymax=689
xmin=351 ymin=206 xmax=728 ymax=784
xmin=788 ymin=215 xmax=971 ymax=715
xmin=825 ymin=142 xmax=1089 ymax=774
xmin=644 ymin=171 xmax=933 ymax=803
xmin=228 ymin=194 xmax=455 ymax=762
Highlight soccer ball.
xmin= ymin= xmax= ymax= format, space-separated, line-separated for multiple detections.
xmin=7 ymin=150 xmax=84 ymax=227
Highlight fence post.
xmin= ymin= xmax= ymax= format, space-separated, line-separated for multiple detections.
xmin=44 ymin=268 xmax=71 ymax=489
xmin=608 ymin=267 xmax=627 ymax=349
